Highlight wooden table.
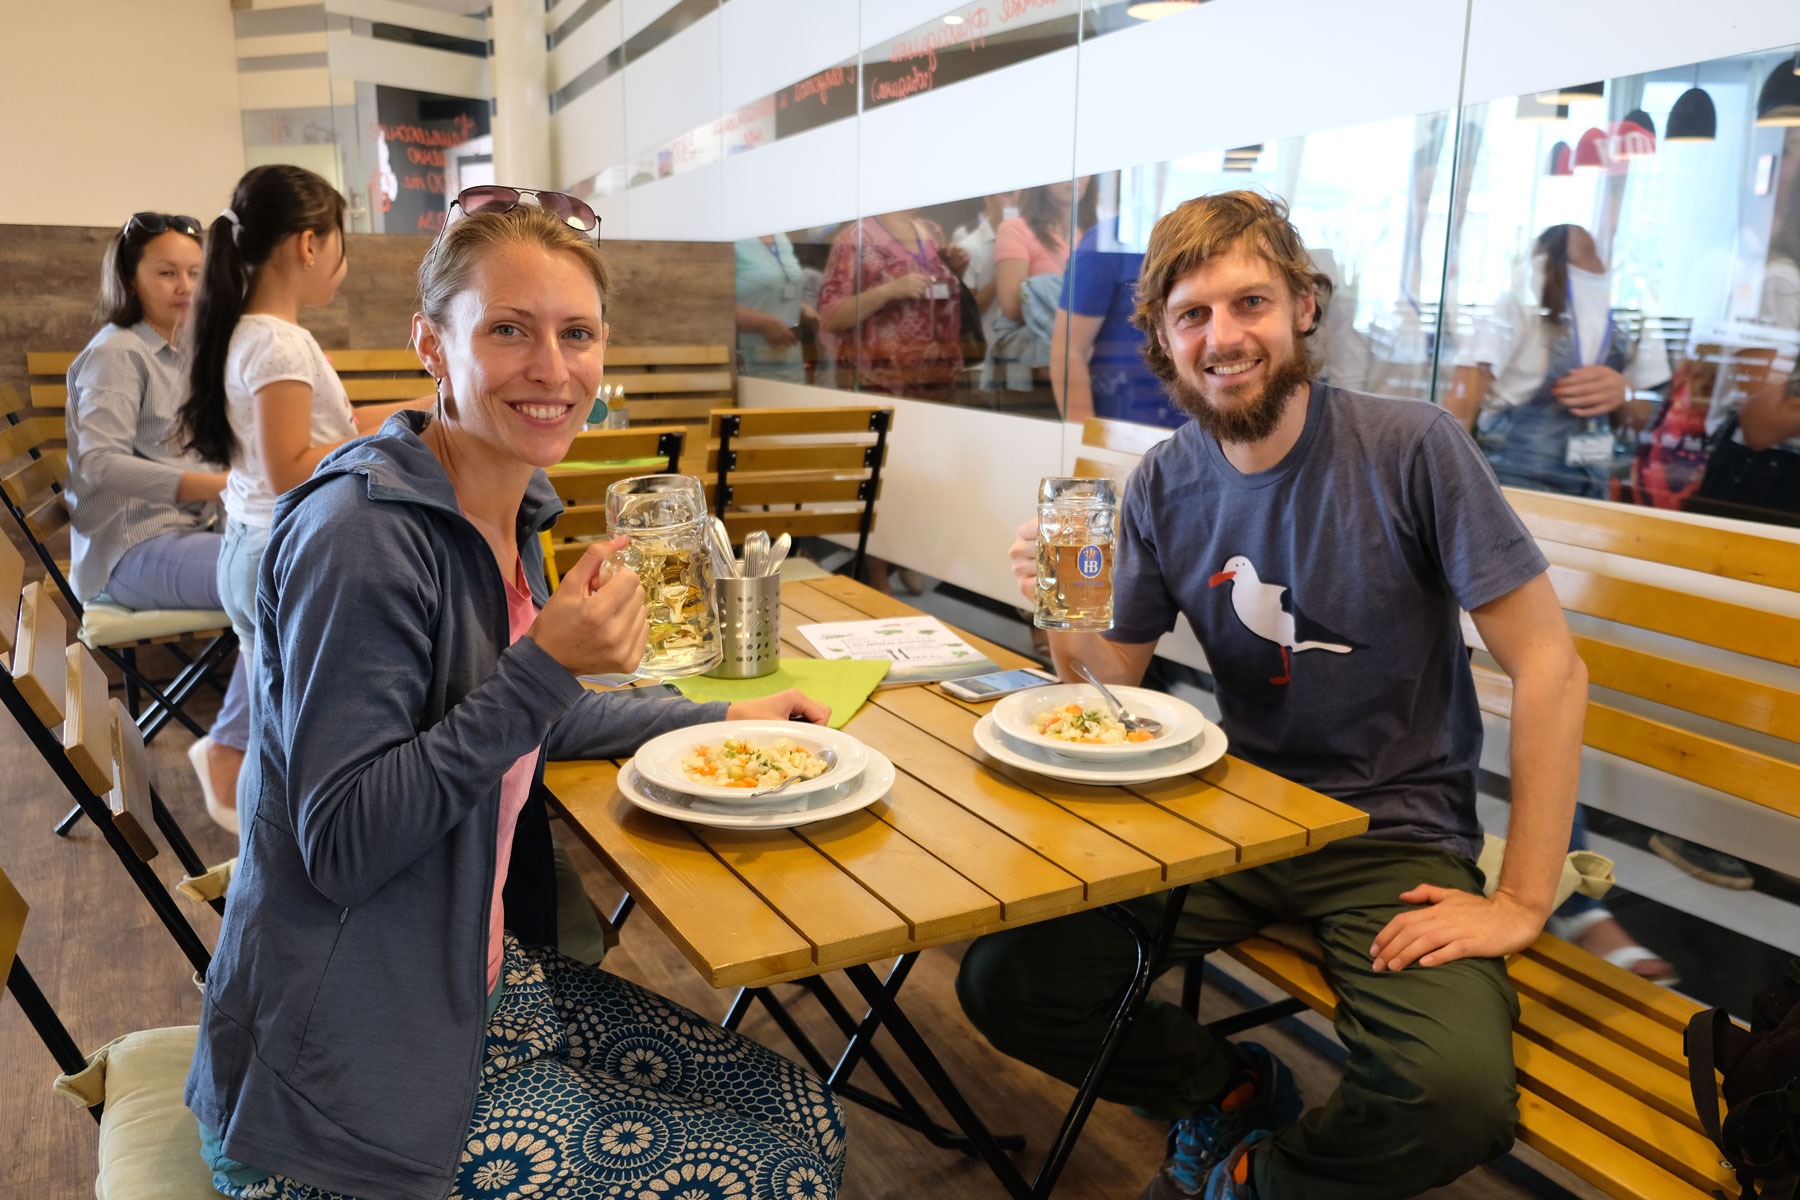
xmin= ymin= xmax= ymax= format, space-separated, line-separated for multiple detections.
xmin=549 ymin=576 xmax=1368 ymax=1198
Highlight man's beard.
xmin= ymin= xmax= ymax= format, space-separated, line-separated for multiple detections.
xmin=1168 ymin=333 xmax=1313 ymax=444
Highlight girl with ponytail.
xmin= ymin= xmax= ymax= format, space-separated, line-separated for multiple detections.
xmin=178 ymin=164 xmax=426 ymax=825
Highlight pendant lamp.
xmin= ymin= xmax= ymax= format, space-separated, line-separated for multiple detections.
xmin=1754 ymin=56 xmax=1800 ymax=127
xmin=1547 ymin=141 xmax=1574 ymax=176
xmin=1615 ymin=109 xmax=1656 ymax=157
xmin=1665 ymin=87 xmax=1716 ymax=142
xmin=1573 ymin=126 xmax=1608 ymax=168
xmin=1126 ymin=0 xmax=1201 ymax=18
xmin=1539 ymin=81 xmax=1604 ymax=104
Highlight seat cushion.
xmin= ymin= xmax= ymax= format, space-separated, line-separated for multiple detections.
xmin=53 ymin=1025 xmax=219 ymax=1199
xmin=78 ymin=603 xmax=231 ymax=649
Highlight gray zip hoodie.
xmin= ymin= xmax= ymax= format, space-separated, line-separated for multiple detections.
xmin=185 ymin=410 xmax=727 ymax=1199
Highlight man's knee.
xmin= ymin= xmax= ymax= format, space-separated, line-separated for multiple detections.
xmin=954 ymin=931 xmax=1036 ymax=1044
xmin=1410 ymin=1055 xmax=1518 ymax=1174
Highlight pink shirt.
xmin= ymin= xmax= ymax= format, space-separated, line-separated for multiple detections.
xmin=489 ymin=557 xmax=541 ymax=991
xmin=994 ymin=216 xmax=1070 ymax=276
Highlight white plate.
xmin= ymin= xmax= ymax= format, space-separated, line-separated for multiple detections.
xmin=992 ymin=684 xmax=1209 ymax=761
xmin=617 ymin=750 xmax=895 ymax=829
xmin=632 ymin=720 xmax=868 ymax=802
xmin=974 ymin=713 xmax=1227 ymax=785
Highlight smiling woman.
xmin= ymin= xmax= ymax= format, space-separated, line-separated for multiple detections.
xmin=182 ymin=196 xmax=843 ymax=1200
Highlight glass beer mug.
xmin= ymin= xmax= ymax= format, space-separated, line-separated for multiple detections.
xmin=604 ymin=474 xmax=722 ymax=678
xmin=1034 ymin=477 xmax=1117 ymax=632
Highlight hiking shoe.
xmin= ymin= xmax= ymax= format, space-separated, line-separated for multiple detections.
xmin=1649 ymin=834 xmax=1754 ymax=890
xmin=1138 ymin=1044 xmax=1299 ymax=1199
xmin=1203 ymin=1129 xmax=1272 ymax=1200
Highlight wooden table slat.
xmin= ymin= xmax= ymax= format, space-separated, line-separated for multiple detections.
xmin=880 ymin=686 xmax=1238 ymax=881
xmin=1193 ymin=756 xmax=1371 ymax=845
xmin=844 ymin=704 xmax=1165 ymax=902
xmin=793 ymin=809 xmax=1004 ymax=943
xmin=545 ymin=761 xmax=814 ymax=988
xmin=1126 ymin=775 xmax=1313 ymax=866
xmin=684 ymin=823 xmax=910 ymax=970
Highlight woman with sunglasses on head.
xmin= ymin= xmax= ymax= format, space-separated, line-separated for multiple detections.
xmin=176 ymin=165 xmax=430 ymax=829
xmin=64 ymin=212 xmax=254 ymax=831
xmin=184 ymin=187 xmax=845 ymax=1200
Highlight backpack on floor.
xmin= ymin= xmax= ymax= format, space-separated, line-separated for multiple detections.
xmin=1686 ymin=959 xmax=1800 ymax=1200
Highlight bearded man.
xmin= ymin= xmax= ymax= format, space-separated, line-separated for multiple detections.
xmin=955 ymin=192 xmax=1589 ymax=1200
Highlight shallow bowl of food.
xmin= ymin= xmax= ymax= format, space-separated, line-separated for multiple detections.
xmin=991 ymin=684 xmax=1208 ymax=760
xmin=631 ymin=720 xmax=867 ymax=802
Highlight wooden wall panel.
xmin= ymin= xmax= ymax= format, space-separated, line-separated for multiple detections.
xmin=0 ymin=226 xmax=734 ymax=398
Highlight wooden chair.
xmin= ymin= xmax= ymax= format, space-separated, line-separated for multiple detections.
xmin=0 ymin=384 xmax=236 ymax=750
xmin=0 ymin=533 xmax=218 ymax=976
xmin=708 ymin=405 xmax=892 ymax=581
xmin=604 ymin=344 xmax=733 ymax=429
xmin=3 ymin=863 xmax=217 ymax=1195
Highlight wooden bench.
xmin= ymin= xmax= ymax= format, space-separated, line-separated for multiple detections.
xmin=26 ymin=341 xmax=733 ymax=431
xmin=1073 ymin=416 xmax=1799 ymax=1199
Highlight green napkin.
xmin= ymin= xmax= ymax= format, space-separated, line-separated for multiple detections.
xmin=672 ymin=658 xmax=890 ymax=729
xmin=557 ymin=455 xmax=671 ymax=470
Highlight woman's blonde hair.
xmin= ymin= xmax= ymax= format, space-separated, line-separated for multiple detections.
xmin=1130 ymin=190 xmax=1332 ymax=384
xmin=417 ymin=202 xmax=610 ymax=330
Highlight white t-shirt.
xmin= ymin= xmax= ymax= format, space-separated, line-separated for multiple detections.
xmin=1466 ymin=262 xmax=1671 ymax=413
xmin=222 ymin=314 xmax=357 ymax=528
xmin=954 ymin=217 xmax=1000 ymax=345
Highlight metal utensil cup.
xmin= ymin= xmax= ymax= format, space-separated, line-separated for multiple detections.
xmin=711 ymin=574 xmax=780 ymax=678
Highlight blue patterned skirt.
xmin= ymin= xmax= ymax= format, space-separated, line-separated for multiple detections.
xmin=220 ymin=936 xmax=847 ymax=1199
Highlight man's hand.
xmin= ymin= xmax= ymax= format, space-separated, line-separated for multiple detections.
xmin=1008 ymin=518 xmax=1039 ymax=603
xmin=1368 ymin=886 xmax=1545 ymax=972
xmin=727 ymin=688 xmax=831 ymax=724
xmin=528 ymin=537 xmax=647 ymax=678
xmin=1551 ymin=365 xmax=1628 ymax=417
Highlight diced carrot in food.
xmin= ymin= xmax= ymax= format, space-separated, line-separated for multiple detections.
xmin=1127 ymin=730 xmax=1155 ymax=743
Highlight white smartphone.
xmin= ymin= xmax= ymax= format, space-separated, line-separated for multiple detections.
xmin=940 ymin=666 xmax=1060 ymax=701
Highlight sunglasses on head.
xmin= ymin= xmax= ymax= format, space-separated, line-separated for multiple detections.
xmin=444 ymin=186 xmax=600 ymax=237
xmin=123 ymin=212 xmax=202 ymax=241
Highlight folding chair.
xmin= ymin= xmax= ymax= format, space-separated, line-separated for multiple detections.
xmin=3 ymin=862 xmax=218 ymax=1195
xmin=0 ymin=532 xmax=217 ymax=977
xmin=708 ymin=405 xmax=892 ymax=581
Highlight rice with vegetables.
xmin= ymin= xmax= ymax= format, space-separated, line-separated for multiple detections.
xmin=1032 ymin=703 xmax=1157 ymax=745
xmin=682 ymin=737 xmax=831 ymax=789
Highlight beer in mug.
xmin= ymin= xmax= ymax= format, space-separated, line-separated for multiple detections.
xmin=1034 ymin=477 xmax=1117 ymax=632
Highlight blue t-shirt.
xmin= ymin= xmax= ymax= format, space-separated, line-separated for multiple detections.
xmin=1108 ymin=384 xmax=1547 ymax=859
xmin=1061 ymin=220 xmax=1187 ymax=430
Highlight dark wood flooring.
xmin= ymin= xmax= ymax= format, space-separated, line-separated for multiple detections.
xmin=0 ymin=662 xmax=1601 ymax=1199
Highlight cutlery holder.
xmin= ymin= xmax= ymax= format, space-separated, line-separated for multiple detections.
xmin=712 ymin=574 xmax=780 ymax=678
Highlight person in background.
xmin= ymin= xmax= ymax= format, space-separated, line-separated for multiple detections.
xmin=989 ymin=180 xmax=1089 ymax=392
xmin=734 ymin=232 xmax=815 ymax=383
xmin=817 ymin=209 xmax=969 ymax=401
xmin=1052 ymin=216 xmax=1188 ymax=428
xmin=1454 ymin=223 xmax=1669 ymax=494
xmin=63 ymin=212 xmax=249 ymax=832
xmin=176 ymin=164 xmax=429 ymax=825
xmin=954 ymin=191 xmax=1019 ymax=352
xmin=1456 ymin=223 xmax=1724 ymax=948
xmin=958 ymin=191 xmax=1587 ymax=1200
xmin=184 ymin=194 xmax=845 ymax=1200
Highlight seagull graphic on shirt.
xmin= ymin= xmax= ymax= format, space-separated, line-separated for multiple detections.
xmin=1207 ymin=554 xmax=1361 ymax=685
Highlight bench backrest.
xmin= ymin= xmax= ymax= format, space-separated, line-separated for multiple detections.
xmin=24 ymin=343 xmax=733 ymax=428
xmin=1075 ymin=418 xmax=1800 ymax=820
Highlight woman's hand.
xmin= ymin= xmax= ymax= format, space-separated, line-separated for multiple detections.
xmin=758 ymin=312 xmax=798 ymax=348
xmin=1008 ymin=518 xmax=1039 ymax=603
xmin=527 ymin=537 xmax=648 ymax=677
xmin=941 ymin=243 xmax=971 ymax=277
xmin=1552 ymin=365 xmax=1628 ymax=417
xmin=727 ymin=688 xmax=831 ymax=725
xmin=882 ymin=273 xmax=932 ymax=306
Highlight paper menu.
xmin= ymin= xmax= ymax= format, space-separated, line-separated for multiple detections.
xmin=796 ymin=616 xmax=999 ymax=686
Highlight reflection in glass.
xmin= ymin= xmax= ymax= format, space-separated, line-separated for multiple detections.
xmin=819 ymin=213 xmax=966 ymax=401
xmin=734 ymin=233 xmax=811 ymax=383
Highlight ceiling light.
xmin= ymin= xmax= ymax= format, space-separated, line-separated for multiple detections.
xmin=1538 ymin=81 xmax=1604 ymax=104
xmin=1614 ymin=109 xmax=1656 ymax=157
xmin=1573 ymin=126 xmax=1607 ymax=169
xmin=1755 ymin=57 xmax=1800 ymax=126
xmin=1665 ymin=86 xmax=1716 ymax=142
xmin=942 ymin=13 xmax=963 ymax=23
xmin=1126 ymin=1 xmax=1202 ymax=19
xmin=1546 ymin=141 xmax=1573 ymax=176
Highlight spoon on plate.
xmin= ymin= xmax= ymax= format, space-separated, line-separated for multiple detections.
xmin=1069 ymin=660 xmax=1164 ymax=736
xmin=751 ymin=747 xmax=838 ymax=798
